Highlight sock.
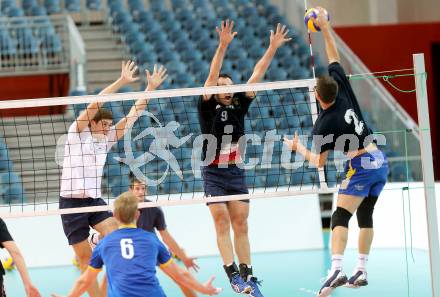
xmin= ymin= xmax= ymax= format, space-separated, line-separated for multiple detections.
xmin=223 ymin=262 xmax=239 ymax=280
xmin=331 ymin=254 xmax=343 ymax=271
xmin=239 ymin=263 xmax=253 ymax=281
xmin=357 ymin=254 xmax=369 ymax=271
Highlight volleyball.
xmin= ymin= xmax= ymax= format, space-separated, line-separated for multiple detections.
xmin=1 ymin=256 xmax=15 ymax=271
xmin=304 ymin=8 xmax=329 ymax=32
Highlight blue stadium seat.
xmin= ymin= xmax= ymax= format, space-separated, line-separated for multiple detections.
xmin=180 ymin=49 xmax=203 ymax=62
xmin=0 ymin=29 xmax=17 ymax=56
xmin=29 ymin=5 xmax=47 ymax=16
xmin=166 ymin=60 xmax=187 ymax=74
xmin=87 ymin=0 xmax=101 ymax=10
xmin=65 ymin=0 xmax=80 ymax=12
xmin=22 ymin=0 xmax=37 ymax=11
xmin=17 ymin=30 xmax=39 ymax=55
xmin=8 ymin=6 xmax=24 ymax=17
xmin=42 ymin=32 xmax=62 ymax=54
xmin=136 ymin=11 xmax=154 ymax=24
xmin=0 ymin=172 xmax=20 ymax=187
xmin=266 ymin=67 xmax=288 ymax=81
xmin=44 ymin=0 xmax=61 ymax=14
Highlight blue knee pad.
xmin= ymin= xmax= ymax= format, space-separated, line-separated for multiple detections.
xmin=331 ymin=207 xmax=353 ymax=230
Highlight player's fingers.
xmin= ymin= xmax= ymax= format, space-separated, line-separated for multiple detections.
xmin=161 ymin=74 xmax=169 ymax=82
xmin=129 ymin=61 xmax=136 ymax=71
xmin=276 ymin=22 xmax=281 ymax=33
xmin=230 ymin=20 xmax=234 ymax=29
xmin=282 ymin=24 xmax=286 ymax=33
xmin=121 ymin=60 xmax=125 ymax=69
xmin=221 ymin=20 xmax=225 ymax=29
xmin=232 ymin=31 xmax=238 ymax=37
xmin=128 ymin=60 xmax=134 ymax=71
xmin=160 ymin=67 xmax=168 ymax=77
xmin=146 ymin=70 xmax=151 ymax=79
xmin=133 ymin=65 xmax=138 ymax=74
xmin=207 ymin=276 xmax=216 ymax=285
xmin=153 ymin=64 xmax=158 ymax=73
xmin=215 ymin=26 xmax=220 ymax=34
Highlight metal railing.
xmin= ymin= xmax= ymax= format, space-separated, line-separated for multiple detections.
xmin=0 ymin=14 xmax=85 ymax=82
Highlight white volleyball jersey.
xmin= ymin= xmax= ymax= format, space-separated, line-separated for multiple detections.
xmin=60 ymin=122 xmax=117 ymax=198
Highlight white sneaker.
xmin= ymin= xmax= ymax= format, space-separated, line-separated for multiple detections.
xmin=345 ymin=270 xmax=368 ymax=288
xmin=88 ymin=232 xmax=100 ymax=249
xmin=317 ymin=270 xmax=348 ymax=297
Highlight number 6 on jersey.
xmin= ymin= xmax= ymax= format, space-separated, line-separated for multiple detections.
xmin=120 ymin=238 xmax=134 ymax=259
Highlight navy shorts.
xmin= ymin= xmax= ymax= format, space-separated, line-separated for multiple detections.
xmin=59 ymin=197 xmax=112 ymax=245
xmin=339 ymin=150 xmax=388 ymax=198
xmin=202 ymin=165 xmax=249 ymax=205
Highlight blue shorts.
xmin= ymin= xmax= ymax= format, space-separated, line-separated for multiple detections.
xmin=339 ymin=150 xmax=388 ymax=198
xmin=59 ymin=197 xmax=113 ymax=245
xmin=202 ymin=165 xmax=249 ymax=205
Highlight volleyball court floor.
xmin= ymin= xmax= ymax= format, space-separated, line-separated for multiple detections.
xmin=4 ymin=246 xmax=431 ymax=296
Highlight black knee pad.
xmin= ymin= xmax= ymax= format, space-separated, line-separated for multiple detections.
xmin=357 ymin=196 xmax=378 ymax=228
xmin=331 ymin=207 xmax=353 ymax=230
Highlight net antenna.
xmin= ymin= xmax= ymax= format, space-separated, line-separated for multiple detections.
xmin=303 ymin=0 xmax=328 ymax=190
xmin=413 ymin=53 xmax=440 ymax=297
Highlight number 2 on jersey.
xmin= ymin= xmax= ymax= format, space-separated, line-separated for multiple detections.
xmin=120 ymin=238 xmax=134 ymax=259
xmin=344 ymin=109 xmax=364 ymax=135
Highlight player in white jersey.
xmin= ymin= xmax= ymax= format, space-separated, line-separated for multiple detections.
xmin=59 ymin=61 xmax=167 ymax=297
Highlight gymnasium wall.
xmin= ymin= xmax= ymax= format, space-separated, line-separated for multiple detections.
xmin=0 ymin=74 xmax=69 ymax=117
xmin=334 ymin=23 xmax=440 ymax=179
xmin=274 ymin=0 xmax=440 ymax=26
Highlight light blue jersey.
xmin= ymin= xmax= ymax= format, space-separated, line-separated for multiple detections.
xmin=89 ymin=226 xmax=172 ymax=297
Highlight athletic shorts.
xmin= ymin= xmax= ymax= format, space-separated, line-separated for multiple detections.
xmin=202 ymin=165 xmax=249 ymax=205
xmin=59 ymin=197 xmax=112 ymax=245
xmin=339 ymin=149 xmax=388 ymax=198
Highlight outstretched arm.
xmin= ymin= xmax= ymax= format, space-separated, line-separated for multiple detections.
xmin=74 ymin=61 xmax=139 ymax=133
xmin=203 ymin=20 xmax=237 ymax=100
xmin=114 ymin=65 xmax=168 ymax=140
xmin=315 ymin=7 xmax=340 ymax=64
xmin=283 ymin=132 xmax=329 ymax=168
xmin=159 ymin=229 xmax=200 ymax=272
xmin=246 ymin=23 xmax=291 ymax=97
xmin=3 ymin=241 xmax=41 ymax=297
xmin=161 ymin=262 xmax=221 ymax=295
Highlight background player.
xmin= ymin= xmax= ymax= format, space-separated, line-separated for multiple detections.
xmin=59 ymin=61 xmax=167 ymax=296
xmin=283 ymin=7 xmax=388 ymax=297
xmin=52 ymin=192 xmax=221 ymax=297
xmin=0 ymin=218 xmax=40 ymax=297
xmin=199 ymin=20 xmax=291 ymax=296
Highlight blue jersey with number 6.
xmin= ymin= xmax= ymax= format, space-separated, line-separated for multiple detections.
xmin=89 ymin=226 xmax=172 ymax=297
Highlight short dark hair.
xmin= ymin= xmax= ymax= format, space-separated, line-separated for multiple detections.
xmin=129 ymin=174 xmax=145 ymax=189
xmin=219 ymin=73 xmax=232 ymax=80
xmin=92 ymin=108 xmax=113 ymax=122
xmin=316 ymin=76 xmax=338 ymax=104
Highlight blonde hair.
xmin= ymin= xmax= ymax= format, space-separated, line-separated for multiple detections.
xmin=114 ymin=192 xmax=139 ymax=224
